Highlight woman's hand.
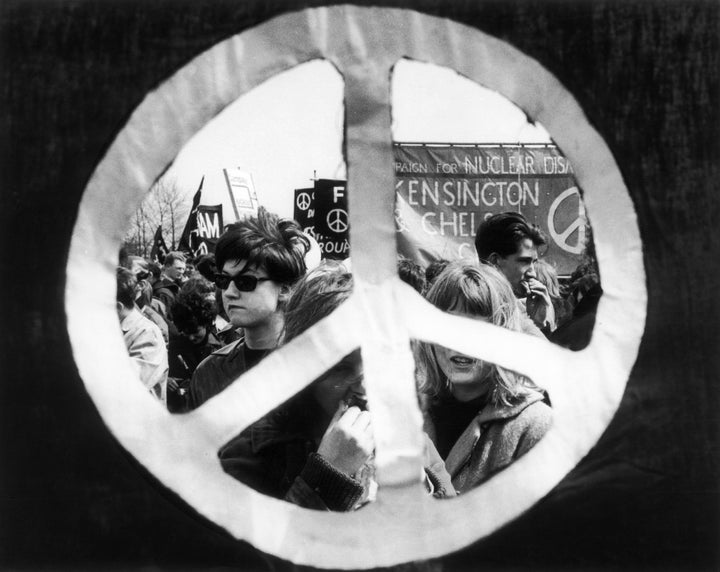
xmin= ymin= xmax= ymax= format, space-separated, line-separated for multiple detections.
xmin=317 ymin=405 xmax=374 ymax=478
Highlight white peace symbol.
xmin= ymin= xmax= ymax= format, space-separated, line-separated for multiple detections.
xmin=65 ymin=6 xmax=646 ymax=569
xmin=296 ymin=192 xmax=311 ymax=211
xmin=327 ymin=208 xmax=348 ymax=233
xmin=548 ymin=186 xmax=586 ymax=254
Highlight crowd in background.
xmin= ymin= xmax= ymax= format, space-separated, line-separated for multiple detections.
xmin=116 ymin=207 xmax=601 ymax=513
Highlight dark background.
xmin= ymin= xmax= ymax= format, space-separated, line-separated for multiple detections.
xmin=1 ymin=1 xmax=719 ymax=570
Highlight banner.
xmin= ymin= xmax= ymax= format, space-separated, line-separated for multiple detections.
xmin=293 ymin=187 xmax=315 ymax=230
xmin=178 ymin=178 xmax=203 ymax=252
xmin=149 ymin=225 xmax=169 ymax=264
xmin=192 ymin=205 xmax=223 ymax=256
xmin=223 ymin=168 xmax=259 ymax=221
xmin=394 ymin=144 xmax=587 ymax=275
xmin=293 ymin=179 xmax=349 ymax=260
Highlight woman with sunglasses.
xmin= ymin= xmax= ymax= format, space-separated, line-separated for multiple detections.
xmin=187 ymin=208 xmax=309 ymax=410
xmin=416 ymin=261 xmax=552 ymax=493
xmin=219 ymin=261 xmax=455 ymax=511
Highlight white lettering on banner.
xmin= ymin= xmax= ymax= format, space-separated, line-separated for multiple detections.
xmin=463 ymin=154 xmax=537 ymax=175
xmin=420 ymin=211 xmax=477 ymax=237
xmin=332 ymin=186 xmax=345 ymax=203
xmin=316 ymin=239 xmax=350 ymax=255
xmin=457 ymin=242 xmax=475 ymax=259
xmin=197 ymin=212 xmax=220 ymax=238
xmin=395 ymin=161 xmax=428 ymax=173
xmin=401 ymin=179 xmax=539 ymax=208
xmin=435 ymin=162 xmax=460 ymax=174
xmin=543 ymin=156 xmax=574 ymax=174
xmin=547 ymin=186 xmax=586 ymax=254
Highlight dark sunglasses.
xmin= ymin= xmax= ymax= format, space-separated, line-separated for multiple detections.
xmin=214 ymin=273 xmax=272 ymax=292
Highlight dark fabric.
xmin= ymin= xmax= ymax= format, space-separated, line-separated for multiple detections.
xmin=168 ymin=331 xmax=223 ymax=379
xmin=427 ymin=394 xmax=487 ymax=459
xmin=219 ymin=398 xmax=455 ymax=511
xmin=294 ymin=453 xmax=364 ymax=511
xmin=152 ymin=278 xmax=179 ymax=320
xmin=2 ymin=2 xmax=719 ymax=570
xmin=549 ymin=284 xmax=602 ymax=350
xmin=218 ymin=399 xmax=365 ymax=511
xmin=188 ymin=340 xmax=270 ymax=409
xmin=167 ymin=331 xmax=224 ymax=412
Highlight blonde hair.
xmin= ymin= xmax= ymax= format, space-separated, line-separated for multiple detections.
xmin=535 ymin=259 xmax=562 ymax=300
xmin=416 ymin=261 xmax=536 ymax=408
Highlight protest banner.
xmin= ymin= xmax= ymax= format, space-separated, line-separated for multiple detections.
xmin=149 ymin=225 xmax=169 ymax=264
xmin=394 ymin=144 xmax=587 ymax=275
xmin=223 ymin=167 xmax=259 ymax=221
xmin=306 ymin=179 xmax=349 ymax=260
xmin=178 ymin=178 xmax=203 ymax=253
xmin=192 ymin=205 xmax=223 ymax=256
xmin=293 ymin=187 xmax=315 ymax=230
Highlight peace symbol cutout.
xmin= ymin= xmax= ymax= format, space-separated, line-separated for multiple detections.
xmin=65 ymin=6 xmax=646 ymax=569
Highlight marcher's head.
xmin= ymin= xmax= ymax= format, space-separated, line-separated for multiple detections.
xmin=534 ymin=259 xmax=561 ymax=300
xmin=213 ymin=207 xmax=310 ymax=329
xmin=163 ymin=252 xmax=187 ymax=283
xmin=424 ymin=259 xmax=450 ymax=290
xmin=172 ymin=285 xmax=217 ymax=345
xmin=417 ymin=261 xmax=530 ymax=407
xmin=474 ymin=212 xmax=546 ymax=296
xmin=116 ymin=267 xmax=137 ymax=313
xmin=282 ymin=262 xmax=361 ymax=418
xmin=194 ymin=254 xmax=217 ymax=282
xmin=147 ymin=261 xmax=162 ymax=284
xmin=397 ymin=256 xmax=426 ymax=294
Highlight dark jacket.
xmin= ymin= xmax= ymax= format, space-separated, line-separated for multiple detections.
xmin=152 ymin=278 xmax=180 ymax=320
xmin=219 ymin=395 xmax=455 ymax=511
xmin=188 ymin=339 xmax=269 ymax=410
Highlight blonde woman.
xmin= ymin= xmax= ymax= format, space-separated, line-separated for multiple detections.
xmin=416 ymin=261 xmax=552 ymax=493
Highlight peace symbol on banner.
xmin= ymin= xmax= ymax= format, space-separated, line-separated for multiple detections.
xmin=548 ymin=186 xmax=587 ymax=255
xmin=296 ymin=191 xmax=312 ymax=212
xmin=327 ymin=208 xmax=349 ymax=233
xmin=65 ymin=6 xmax=646 ymax=569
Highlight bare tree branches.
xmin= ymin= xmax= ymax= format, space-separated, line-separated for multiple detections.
xmin=123 ymin=176 xmax=191 ymax=257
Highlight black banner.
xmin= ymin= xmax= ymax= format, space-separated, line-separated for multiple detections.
xmin=149 ymin=225 xmax=169 ymax=264
xmin=293 ymin=179 xmax=349 ymax=260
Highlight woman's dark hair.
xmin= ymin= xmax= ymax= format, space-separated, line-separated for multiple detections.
xmin=172 ymin=287 xmax=217 ymax=334
xmin=215 ymin=207 xmax=310 ymax=286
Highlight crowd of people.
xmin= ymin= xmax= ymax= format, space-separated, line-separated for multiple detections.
xmin=116 ymin=207 xmax=601 ymax=511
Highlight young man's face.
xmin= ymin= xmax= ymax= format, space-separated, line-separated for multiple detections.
xmin=165 ymin=259 xmax=186 ymax=282
xmin=494 ymin=237 xmax=538 ymax=296
xmin=219 ymin=259 xmax=284 ymax=329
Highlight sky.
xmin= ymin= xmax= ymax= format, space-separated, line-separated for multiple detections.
xmin=161 ymin=59 xmax=551 ymax=222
